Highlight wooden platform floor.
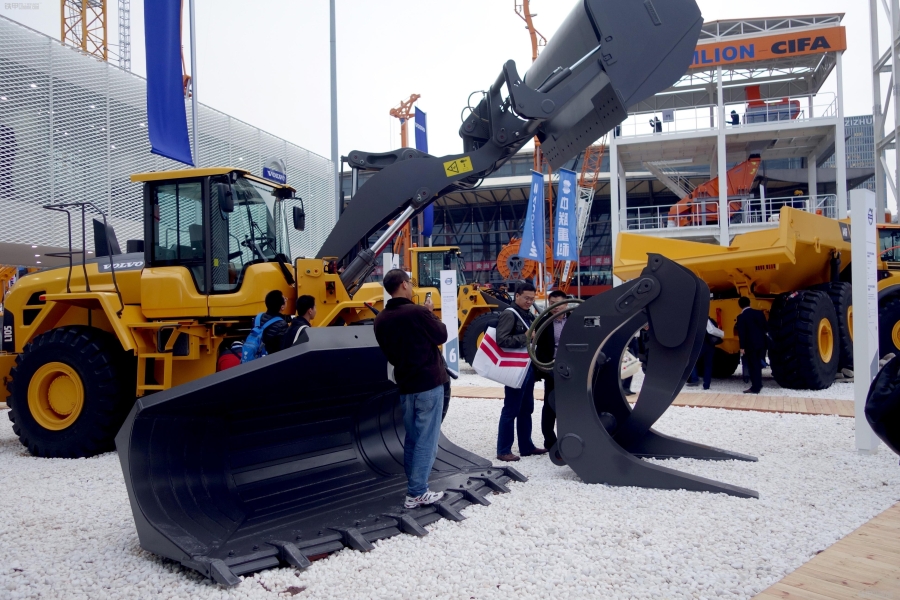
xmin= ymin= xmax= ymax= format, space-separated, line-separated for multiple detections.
xmin=451 ymin=386 xmax=855 ymax=417
xmin=754 ymin=502 xmax=900 ymax=599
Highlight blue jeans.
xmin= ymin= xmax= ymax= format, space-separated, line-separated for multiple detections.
xmin=497 ymin=367 xmax=537 ymax=456
xmin=400 ymin=385 xmax=444 ymax=497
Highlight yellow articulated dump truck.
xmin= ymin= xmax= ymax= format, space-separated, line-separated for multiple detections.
xmin=615 ymin=207 xmax=900 ymax=390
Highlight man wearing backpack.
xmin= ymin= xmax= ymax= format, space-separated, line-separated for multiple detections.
xmin=242 ymin=290 xmax=290 ymax=363
xmin=374 ymin=269 xmax=449 ymax=509
xmin=283 ymin=295 xmax=316 ymax=348
xmin=495 ymin=281 xmax=547 ymax=462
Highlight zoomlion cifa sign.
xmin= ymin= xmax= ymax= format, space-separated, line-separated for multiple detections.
xmin=690 ymin=26 xmax=847 ymax=69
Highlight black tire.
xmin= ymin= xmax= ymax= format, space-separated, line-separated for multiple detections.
xmin=711 ymin=348 xmax=741 ymax=378
xmin=462 ymin=311 xmax=500 ymax=366
xmin=879 ymin=295 xmax=900 ymax=359
xmin=769 ymin=290 xmax=840 ymax=390
xmin=6 ymin=326 xmax=136 ymax=458
xmin=811 ymin=282 xmax=853 ymax=370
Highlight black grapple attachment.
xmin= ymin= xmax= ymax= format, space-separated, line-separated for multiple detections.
xmin=116 ymin=327 xmax=524 ymax=586
xmin=551 ymin=254 xmax=759 ymax=499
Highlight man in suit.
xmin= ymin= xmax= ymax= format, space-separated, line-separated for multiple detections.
xmin=534 ymin=290 xmax=569 ymax=450
xmin=734 ymin=296 xmax=768 ymax=394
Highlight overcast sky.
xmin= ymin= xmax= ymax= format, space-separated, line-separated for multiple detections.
xmin=0 ymin=0 xmax=884 ymax=161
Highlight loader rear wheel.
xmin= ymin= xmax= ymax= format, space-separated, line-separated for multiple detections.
xmin=6 ymin=326 xmax=136 ymax=458
xmin=711 ymin=348 xmax=741 ymax=378
xmin=811 ymin=282 xmax=853 ymax=370
xmin=878 ymin=296 xmax=900 ymax=358
xmin=462 ymin=311 xmax=500 ymax=366
xmin=769 ymin=290 xmax=839 ymax=390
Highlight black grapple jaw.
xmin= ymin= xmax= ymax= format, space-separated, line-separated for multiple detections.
xmin=551 ymin=254 xmax=759 ymax=499
xmin=116 ymin=327 xmax=525 ymax=586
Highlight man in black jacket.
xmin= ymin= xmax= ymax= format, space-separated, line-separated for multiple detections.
xmin=282 ymin=295 xmax=316 ymax=348
xmin=534 ymin=289 xmax=568 ymax=450
xmin=734 ymin=296 xmax=768 ymax=394
xmin=260 ymin=289 xmax=290 ymax=353
xmin=495 ymin=282 xmax=548 ymax=462
xmin=374 ymin=269 xmax=449 ymax=509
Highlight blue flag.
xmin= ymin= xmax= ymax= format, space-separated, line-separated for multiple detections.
xmin=553 ymin=168 xmax=578 ymax=261
xmin=519 ymin=171 xmax=545 ymax=264
xmin=414 ymin=107 xmax=433 ymax=238
xmin=144 ymin=0 xmax=194 ymax=166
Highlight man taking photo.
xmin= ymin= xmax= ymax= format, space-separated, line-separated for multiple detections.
xmin=374 ymin=269 xmax=449 ymax=508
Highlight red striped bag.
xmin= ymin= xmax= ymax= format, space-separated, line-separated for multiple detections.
xmin=472 ymin=309 xmax=531 ymax=388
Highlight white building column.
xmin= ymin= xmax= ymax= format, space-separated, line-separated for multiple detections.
xmin=610 ymin=133 xmax=621 ymax=286
xmin=835 ymin=51 xmax=848 ymax=215
xmin=807 ymin=151 xmax=818 ymax=211
xmin=716 ymin=66 xmax=729 ymax=246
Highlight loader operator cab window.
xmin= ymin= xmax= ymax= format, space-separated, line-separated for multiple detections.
xmin=880 ymin=228 xmax=900 ymax=265
xmin=416 ymin=250 xmax=467 ymax=288
xmin=150 ymin=181 xmax=207 ymax=293
xmin=209 ymin=175 xmax=285 ymax=293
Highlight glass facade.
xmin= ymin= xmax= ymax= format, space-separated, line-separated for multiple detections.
xmin=823 ymin=115 xmax=875 ymax=192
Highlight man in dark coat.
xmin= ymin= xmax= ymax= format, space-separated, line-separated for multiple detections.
xmin=374 ymin=269 xmax=449 ymax=508
xmin=495 ymin=282 xmax=547 ymax=462
xmin=534 ymin=289 xmax=568 ymax=450
xmin=282 ymin=295 xmax=316 ymax=348
xmin=734 ymin=296 xmax=768 ymax=394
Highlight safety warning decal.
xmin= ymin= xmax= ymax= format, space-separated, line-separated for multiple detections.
xmin=443 ymin=156 xmax=474 ymax=178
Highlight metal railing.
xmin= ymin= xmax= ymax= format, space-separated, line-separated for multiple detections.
xmin=617 ymin=94 xmax=838 ymax=138
xmin=623 ymin=195 xmax=838 ymax=232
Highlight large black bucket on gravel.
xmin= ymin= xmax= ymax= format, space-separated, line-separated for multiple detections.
xmin=116 ymin=327 xmax=523 ymax=586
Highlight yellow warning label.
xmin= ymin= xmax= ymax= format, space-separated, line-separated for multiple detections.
xmin=443 ymin=156 xmax=474 ymax=178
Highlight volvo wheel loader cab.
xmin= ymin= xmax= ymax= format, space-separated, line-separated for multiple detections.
xmin=117 ymin=0 xmax=706 ymax=585
xmin=615 ymin=207 xmax=900 ymax=390
xmin=2 ymin=168 xmax=298 ymax=457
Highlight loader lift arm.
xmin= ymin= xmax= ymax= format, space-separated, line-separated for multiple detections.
xmin=320 ymin=0 xmax=702 ymax=295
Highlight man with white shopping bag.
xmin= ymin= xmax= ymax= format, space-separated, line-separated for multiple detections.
xmin=494 ymin=282 xmax=548 ymax=462
xmin=374 ymin=269 xmax=450 ymax=508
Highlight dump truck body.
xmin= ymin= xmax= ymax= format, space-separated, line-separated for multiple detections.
xmin=616 ymin=207 xmax=900 ymax=388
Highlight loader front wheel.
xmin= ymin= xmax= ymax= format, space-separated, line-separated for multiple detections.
xmin=878 ymin=295 xmax=900 ymax=358
xmin=710 ymin=348 xmax=741 ymax=378
xmin=769 ymin=290 xmax=839 ymax=390
xmin=811 ymin=282 xmax=853 ymax=370
xmin=6 ymin=326 xmax=136 ymax=458
xmin=462 ymin=311 xmax=500 ymax=366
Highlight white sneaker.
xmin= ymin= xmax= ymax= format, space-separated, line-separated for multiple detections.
xmin=404 ymin=490 xmax=444 ymax=508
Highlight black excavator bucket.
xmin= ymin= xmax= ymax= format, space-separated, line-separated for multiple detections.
xmin=116 ymin=327 xmax=524 ymax=586
xmin=552 ymin=254 xmax=759 ymax=499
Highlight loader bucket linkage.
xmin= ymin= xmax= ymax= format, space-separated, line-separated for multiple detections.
xmin=116 ymin=328 xmax=525 ymax=586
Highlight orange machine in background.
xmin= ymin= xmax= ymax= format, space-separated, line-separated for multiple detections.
xmin=744 ymin=85 xmax=800 ymax=123
xmin=667 ymin=155 xmax=761 ymax=227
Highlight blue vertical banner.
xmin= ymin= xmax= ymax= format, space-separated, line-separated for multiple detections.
xmin=553 ymin=168 xmax=578 ymax=261
xmin=144 ymin=0 xmax=194 ymax=166
xmin=414 ymin=107 xmax=433 ymax=238
xmin=518 ymin=170 xmax=546 ymax=263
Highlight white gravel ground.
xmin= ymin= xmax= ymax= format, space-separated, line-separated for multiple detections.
xmin=1 ymin=399 xmax=898 ymax=600
xmin=453 ymin=365 xmax=856 ymax=401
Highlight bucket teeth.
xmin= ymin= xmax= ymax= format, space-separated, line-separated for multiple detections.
xmin=197 ymin=558 xmax=240 ymax=587
xmin=470 ymin=476 xmax=510 ymax=493
xmin=333 ymin=527 xmax=375 ymax=552
xmin=384 ymin=513 xmax=429 ymax=537
xmin=434 ymin=500 xmax=466 ymax=522
xmin=268 ymin=541 xmax=311 ymax=570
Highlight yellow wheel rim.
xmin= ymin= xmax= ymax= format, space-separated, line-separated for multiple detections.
xmin=477 ymin=331 xmax=486 ymax=350
xmin=817 ymin=318 xmax=834 ymax=363
xmin=847 ymin=306 xmax=853 ymax=341
xmin=27 ymin=362 xmax=85 ymax=431
xmin=893 ymin=321 xmax=900 ymax=352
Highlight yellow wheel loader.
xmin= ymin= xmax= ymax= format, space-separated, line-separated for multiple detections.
xmin=6 ymin=0 xmax=726 ymax=585
xmin=615 ymin=207 xmax=900 ymax=390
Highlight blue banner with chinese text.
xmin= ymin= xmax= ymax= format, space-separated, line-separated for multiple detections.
xmin=553 ymin=168 xmax=578 ymax=261
xmin=519 ymin=171 xmax=545 ymax=264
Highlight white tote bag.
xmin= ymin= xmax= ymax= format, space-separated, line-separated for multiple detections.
xmin=472 ymin=309 xmax=531 ymax=388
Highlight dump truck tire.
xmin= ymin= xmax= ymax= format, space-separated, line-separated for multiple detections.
xmin=811 ymin=282 xmax=853 ymax=370
xmin=711 ymin=348 xmax=741 ymax=378
xmin=879 ymin=295 xmax=900 ymax=358
xmin=769 ymin=290 xmax=839 ymax=390
xmin=462 ymin=311 xmax=500 ymax=366
xmin=6 ymin=326 xmax=136 ymax=458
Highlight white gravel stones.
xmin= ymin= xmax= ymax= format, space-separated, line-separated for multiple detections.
xmin=1 ymin=398 xmax=898 ymax=599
